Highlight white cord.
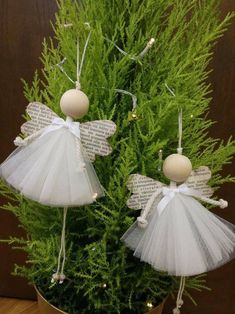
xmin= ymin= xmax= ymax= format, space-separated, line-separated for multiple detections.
xmin=177 ymin=109 xmax=183 ymax=155
xmin=179 ymin=277 xmax=185 ymax=302
xmin=142 ymin=189 xmax=161 ymax=219
xmin=55 ymin=237 xmax=63 ymax=275
xmin=76 ymin=37 xmax=80 ymax=88
xmin=57 ymin=58 xmax=75 ymax=84
xmin=164 ymin=83 xmax=183 ymax=154
xmin=56 ymin=31 xmax=92 ymax=89
xmin=59 ymin=206 xmax=68 ymax=283
xmin=51 ymin=206 xmax=68 ymax=284
xmin=76 ymin=31 xmax=92 ymax=89
xmin=104 ymin=37 xmax=133 ymax=59
xmin=114 ymin=89 xmax=137 ymax=110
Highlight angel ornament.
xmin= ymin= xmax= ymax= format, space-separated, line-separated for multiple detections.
xmin=122 ymin=153 xmax=235 ymax=313
xmin=0 ymin=91 xmax=116 ymax=283
xmin=1 ymin=94 xmax=116 ymax=206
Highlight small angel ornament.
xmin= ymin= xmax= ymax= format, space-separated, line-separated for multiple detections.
xmin=0 ymin=90 xmax=116 ymax=206
xmin=0 ymin=89 xmax=116 ymax=283
xmin=122 ymin=153 xmax=235 ymax=312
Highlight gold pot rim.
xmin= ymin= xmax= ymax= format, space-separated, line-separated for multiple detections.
xmin=35 ymin=285 xmax=68 ymax=314
xmin=35 ymin=285 xmax=165 ymax=314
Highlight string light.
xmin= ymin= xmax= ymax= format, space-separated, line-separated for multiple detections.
xmin=105 ymin=37 xmax=155 ymax=61
xmin=139 ymin=38 xmax=155 ymax=58
xmin=158 ymin=149 xmax=163 ymax=172
xmin=128 ymin=110 xmax=140 ymax=121
xmin=131 ymin=111 xmax=138 ymax=120
xmin=146 ymin=301 xmax=154 ymax=309
xmin=63 ymin=23 xmax=73 ymax=28
xmin=92 ymin=192 xmax=98 ymax=200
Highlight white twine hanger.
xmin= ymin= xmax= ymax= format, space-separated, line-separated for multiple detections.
xmin=76 ymin=31 xmax=92 ymax=89
xmin=57 ymin=22 xmax=92 ymax=90
xmin=178 ymin=109 xmax=183 ymax=155
xmin=165 ymin=83 xmax=183 ymax=155
xmin=57 ymin=58 xmax=74 ymax=84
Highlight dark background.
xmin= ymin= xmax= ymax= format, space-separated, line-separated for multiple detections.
xmin=0 ymin=0 xmax=234 ymax=313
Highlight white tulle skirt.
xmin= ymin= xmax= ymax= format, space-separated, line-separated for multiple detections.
xmin=121 ymin=193 xmax=235 ymax=276
xmin=0 ymin=128 xmax=104 ymax=207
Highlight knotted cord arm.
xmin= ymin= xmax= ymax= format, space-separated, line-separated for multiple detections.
xmin=195 ymin=195 xmax=228 ymax=209
xmin=137 ymin=188 xmax=162 ymax=228
xmin=14 ymin=129 xmax=44 ymax=147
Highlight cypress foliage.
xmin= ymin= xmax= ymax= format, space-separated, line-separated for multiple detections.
xmin=1 ymin=1 xmax=234 ymax=313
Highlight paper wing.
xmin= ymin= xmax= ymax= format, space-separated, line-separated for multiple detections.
xmin=185 ymin=166 xmax=214 ymax=197
xmin=127 ymin=174 xmax=164 ymax=210
xmin=21 ymin=102 xmax=59 ymax=136
xmin=80 ymin=120 xmax=116 ymax=162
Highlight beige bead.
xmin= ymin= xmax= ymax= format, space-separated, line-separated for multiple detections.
xmin=163 ymin=154 xmax=192 ymax=183
xmin=60 ymin=89 xmax=89 ymax=119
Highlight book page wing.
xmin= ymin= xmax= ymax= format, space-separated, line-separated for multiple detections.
xmin=80 ymin=120 xmax=116 ymax=162
xmin=21 ymin=102 xmax=59 ymax=136
xmin=127 ymin=174 xmax=164 ymax=210
xmin=185 ymin=166 xmax=214 ymax=197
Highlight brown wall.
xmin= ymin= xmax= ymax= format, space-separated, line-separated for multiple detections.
xmin=0 ymin=0 xmax=234 ymax=312
xmin=0 ymin=0 xmax=58 ymax=299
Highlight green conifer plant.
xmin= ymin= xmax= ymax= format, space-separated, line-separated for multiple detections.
xmin=1 ymin=0 xmax=234 ymax=313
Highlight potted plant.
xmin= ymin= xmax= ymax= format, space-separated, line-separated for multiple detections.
xmin=1 ymin=0 xmax=234 ymax=313
xmin=36 ymin=285 xmax=165 ymax=314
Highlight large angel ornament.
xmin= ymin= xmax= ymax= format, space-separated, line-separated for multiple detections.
xmin=0 ymin=91 xmax=116 ymax=206
xmin=121 ymin=153 xmax=235 ymax=313
xmin=0 ymin=89 xmax=116 ymax=283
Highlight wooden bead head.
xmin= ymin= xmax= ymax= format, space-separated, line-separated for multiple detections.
xmin=60 ymin=89 xmax=89 ymax=119
xmin=163 ymin=154 xmax=192 ymax=183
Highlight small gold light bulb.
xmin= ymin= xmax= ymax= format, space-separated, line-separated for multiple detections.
xmin=147 ymin=301 xmax=153 ymax=309
xmin=92 ymin=193 xmax=98 ymax=200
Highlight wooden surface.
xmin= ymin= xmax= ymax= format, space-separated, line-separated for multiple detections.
xmin=0 ymin=0 xmax=234 ymax=312
xmin=0 ymin=298 xmax=38 ymax=314
xmin=0 ymin=0 xmax=58 ymax=299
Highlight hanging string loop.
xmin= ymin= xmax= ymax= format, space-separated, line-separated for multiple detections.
xmin=56 ymin=22 xmax=92 ymax=90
